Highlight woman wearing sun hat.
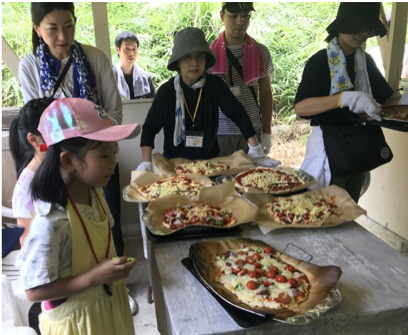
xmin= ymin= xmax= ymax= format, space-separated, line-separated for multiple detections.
xmin=294 ymin=2 xmax=406 ymax=203
xmin=137 ymin=27 xmax=280 ymax=171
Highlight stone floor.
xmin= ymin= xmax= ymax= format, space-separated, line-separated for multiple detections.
xmin=123 ymin=230 xmax=160 ymax=335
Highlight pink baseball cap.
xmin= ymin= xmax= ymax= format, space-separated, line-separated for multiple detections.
xmin=38 ymin=98 xmax=141 ymax=146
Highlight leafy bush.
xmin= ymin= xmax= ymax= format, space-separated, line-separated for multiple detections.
xmin=1 ymin=2 xmax=398 ymax=124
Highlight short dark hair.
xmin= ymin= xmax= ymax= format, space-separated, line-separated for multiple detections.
xmin=31 ymin=138 xmax=101 ymax=207
xmin=115 ymin=31 xmax=140 ymax=49
xmin=31 ymin=2 xmax=76 ymax=53
xmin=9 ymin=98 xmax=55 ymax=177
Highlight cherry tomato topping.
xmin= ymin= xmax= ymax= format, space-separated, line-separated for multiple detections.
xmin=254 ymin=262 xmax=262 ymax=268
xmin=246 ymin=281 xmax=258 ymax=290
xmin=231 ymin=266 xmax=241 ymax=275
xmin=245 ymin=256 xmax=255 ymax=264
xmin=255 ymin=268 xmax=264 ymax=276
xmin=302 ymin=213 xmax=311 ymax=220
xmin=262 ymin=279 xmax=271 ymax=287
xmin=278 ymin=292 xmax=291 ymax=304
xmin=288 ymin=278 xmax=298 ymax=288
xmin=239 ymin=269 xmax=248 ymax=276
xmin=270 ymin=266 xmax=280 ymax=274
xmin=252 ymin=253 xmax=262 ymax=260
xmin=248 ymin=271 xmax=258 ymax=278
xmin=266 ymin=270 xmax=276 ymax=279
xmin=284 ymin=265 xmax=295 ymax=273
xmin=235 ymin=259 xmax=245 ymax=267
xmin=275 ymin=275 xmax=287 ymax=283
xmin=263 ymin=247 xmax=274 ymax=254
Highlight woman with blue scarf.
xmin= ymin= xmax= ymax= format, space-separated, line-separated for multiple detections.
xmin=294 ymin=2 xmax=406 ymax=203
xmin=18 ymin=2 xmax=138 ymax=317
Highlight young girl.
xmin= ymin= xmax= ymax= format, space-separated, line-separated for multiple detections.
xmin=10 ymin=98 xmax=55 ymax=245
xmin=16 ymin=98 xmax=140 ymax=335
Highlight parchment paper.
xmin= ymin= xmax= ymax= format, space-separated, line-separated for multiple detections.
xmin=124 ymin=171 xmax=213 ymax=203
xmin=144 ymin=182 xmax=258 ymax=235
xmin=244 ymin=185 xmax=367 ymax=234
xmin=189 ymin=237 xmax=342 ymax=318
xmin=152 ymin=150 xmax=255 ymax=177
xmin=234 ymin=167 xmax=316 ymax=194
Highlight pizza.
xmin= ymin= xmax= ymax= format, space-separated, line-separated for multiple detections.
xmin=138 ymin=176 xmax=204 ymax=201
xmin=265 ymin=193 xmax=342 ymax=225
xmin=235 ymin=167 xmax=304 ymax=193
xmin=162 ymin=203 xmax=236 ymax=231
xmin=213 ymin=245 xmax=309 ymax=309
xmin=381 ymin=105 xmax=408 ymax=122
xmin=175 ymin=160 xmax=230 ymax=176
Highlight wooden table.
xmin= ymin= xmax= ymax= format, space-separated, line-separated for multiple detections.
xmin=147 ymin=221 xmax=408 ymax=335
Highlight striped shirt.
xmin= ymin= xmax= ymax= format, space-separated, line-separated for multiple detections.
xmin=216 ymin=42 xmax=274 ymax=135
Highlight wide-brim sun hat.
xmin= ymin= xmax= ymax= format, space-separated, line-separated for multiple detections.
xmin=326 ymin=2 xmax=387 ymax=38
xmin=38 ymin=98 xmax=141 ymax=147
xmin=167 ymin=27 xmax=217 ymax=71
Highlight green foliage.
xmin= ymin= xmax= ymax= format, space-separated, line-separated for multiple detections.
xmin=1 ymin=1 xmax=401 ymax=125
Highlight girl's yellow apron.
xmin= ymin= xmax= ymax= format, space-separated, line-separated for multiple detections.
xmin=39 ymin=189 xmax=135 ymax=335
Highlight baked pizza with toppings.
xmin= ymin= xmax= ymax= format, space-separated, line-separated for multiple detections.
xmin=235 ymin=167 xmax=304 ymax=193
xmin=138 ymin=176 xmax=204 ymax=201
xmin=213 ymin=245 xmax=309 ymax=309
xmin=381 ymin=105 xmax=408 ymax=122
xmin=175 ymin=160 xmax=230 ymax=176
xmin=162 ymin=204 xmax=236 ymax=231
xmin=265 ymin=193 xmax=341 ymax=225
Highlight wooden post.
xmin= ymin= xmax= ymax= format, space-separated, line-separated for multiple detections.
xmin=377 ymin=2 xmax=408 ymax=90
xmin=91 ymin=2 xmax=112 ymax=66
xmin=2 ymin=36 xmax=20 ymax=80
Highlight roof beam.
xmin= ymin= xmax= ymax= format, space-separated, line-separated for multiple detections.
xmin=91 ymin=2 xmax=112 ymax=66
xmin=2 ymin=36 xmax=20 ymax=80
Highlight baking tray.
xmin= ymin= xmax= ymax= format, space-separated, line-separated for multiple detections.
xmin=215 ymin=168 xmax=315 ymax=196
xmin=348 ymin=115 xmax=408 ymax=132
xmin=182 ymin=256 xmax=342 ymax=327
xmin=142 ymin=212 xmax=243 ymax=241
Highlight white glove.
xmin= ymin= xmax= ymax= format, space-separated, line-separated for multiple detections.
xmin=247 ymin=143 xmax=281 ymax=167
xmin=400 ymin=91 xmax=408 ymax=105
xmin=136 ymin=161 xmax=152 ymax=172
xmin=340 ymin=91 xmax=382 ymax=121
xmin=260 ymin=133 xmax=272 ymax=154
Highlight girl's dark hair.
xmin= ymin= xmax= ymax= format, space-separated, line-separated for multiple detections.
xmin=31 ymin=138 xmax=100 ymax=208
xmin=325 ymin=31 xmax=338 ymax=43
xmin=9 ymin=98 xmax=56 ymax=178
xmin=31 ymin=2 xmax=76 ymax=53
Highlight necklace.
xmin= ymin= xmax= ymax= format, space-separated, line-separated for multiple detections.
xmin=181 ymin=87 xmax=202 ymax=128
xmin=67 ymin=188 xmax=112 ymax=296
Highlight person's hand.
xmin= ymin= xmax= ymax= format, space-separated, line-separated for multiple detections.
xmin=340 ymin=91 xmax=382 ymax=121
xmin=247 ymin=143 xmax=281 ymax=167
xmin=136 ymin=161 xmax=152 ymax=172
xmin=91 ymin=257 xmax=137 ymax=286
xmin=260 ymin=133 xmax=272 ymax=155
xmin=400 ymin=91 xmax=408 ymax=105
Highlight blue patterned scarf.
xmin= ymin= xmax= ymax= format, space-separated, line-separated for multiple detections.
xmin=327 ymin=37 xmax=372 ymax=96
xmin=173 ymin=73 xmax=206 ymax=146
xmin=38 ymin=40 xmax=100 ymax=104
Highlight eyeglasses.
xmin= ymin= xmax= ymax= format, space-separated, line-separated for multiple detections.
xmin=225 ymin=13 xmax=252 ymax=22
xmin=123 ymin=48 xmax=137 ymax=54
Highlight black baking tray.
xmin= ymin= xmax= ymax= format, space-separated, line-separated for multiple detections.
xmin=146 ymin=225 xmax=242 ymax=242
xmin=348 ymin=115 xmax=408 ymax=132
xmin=181 ymin=257 xmax=273 ymax=328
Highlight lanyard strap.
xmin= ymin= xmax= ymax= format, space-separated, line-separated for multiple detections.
xmin=52 ymin=55 xmax=73 ymax=98
xmin=67 ymin=189 xmax=111 ymax=264
xmin=182 ymin=88 xmax=202 ymax=127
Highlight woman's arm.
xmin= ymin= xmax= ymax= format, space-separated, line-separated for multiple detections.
xmin=141 ymin=146 xmax=153 ymax=162
xmin=294 ymin=95 xmax=340 ymax=117
xmin=19 ymin=55 xmax=43 ymax=103
xmin=25 ymin=257 xmax=136 ymax=302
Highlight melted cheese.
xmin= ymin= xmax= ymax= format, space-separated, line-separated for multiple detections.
xmin=214 ymin=246 xmax=309 ymax=309
xmin=141 ymin=177 xmax=203 ymax=200
xmin=176 ymin=161 xmax=229 ymax=175
xmin=237 ymin=168 xmax=303 ymax=191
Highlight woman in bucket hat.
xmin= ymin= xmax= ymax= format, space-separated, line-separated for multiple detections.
xmin=136 ymin=27 xmax=280 ymax=171
xmin=294 ymin=2 xmax=405 ymax=203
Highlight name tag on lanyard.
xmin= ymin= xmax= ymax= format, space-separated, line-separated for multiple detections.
xmin=185 ymin=130 xmax=204 ymax=148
